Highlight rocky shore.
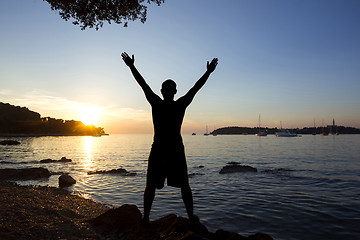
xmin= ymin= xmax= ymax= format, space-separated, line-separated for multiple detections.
xmin=0 ymin=181 xmax=109 ymax=240
xmin=0 ymin=180 xmax=274 ymax=240
xmin=0 ymin=153 xmax=274 ymax=239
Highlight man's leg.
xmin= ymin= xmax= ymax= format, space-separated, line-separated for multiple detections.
xmin=142 ymin=186 xmax=156 ymax=224
xmin=181 ymin=184 xmax=198 ymax=221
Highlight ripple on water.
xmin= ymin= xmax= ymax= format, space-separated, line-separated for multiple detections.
xmin=2 ymin=135 xmax=360 ymax=240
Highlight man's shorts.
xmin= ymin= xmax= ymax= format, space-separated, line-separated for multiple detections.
xmin=146 ymin=142 xmax=189 ymax=189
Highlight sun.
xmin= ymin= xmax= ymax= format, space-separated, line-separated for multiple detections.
xmin=79 ymin=106 xmax=100 ymax=126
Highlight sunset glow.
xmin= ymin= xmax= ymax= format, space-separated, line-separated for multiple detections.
xmin=79 ymin=106 xmax=101 ymax=126
xmin=0 ymin=1 xmax=359 ymax=133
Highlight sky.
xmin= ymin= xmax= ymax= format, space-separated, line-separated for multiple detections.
xmin=1 ymin=0 xmax=359 ymax=134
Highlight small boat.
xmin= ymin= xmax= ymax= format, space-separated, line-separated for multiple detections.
xmin=275 ymin=129 xmax=297 ymax=137
xmin=255 ymin=114 xmax=267 ymax=136
xmin=275 ymin=121 xmax=297 ymax=137
xmin=256 ymin=132 xmax=268 ymax=136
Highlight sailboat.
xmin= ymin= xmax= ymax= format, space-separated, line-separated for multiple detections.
xmin=255 ymin=114 xmax=267 ymax=136
xmin=320 ymin=119 xmax=328 ymax=136
xmin=312 ymin=118 xmax=316 ymax=135
xmin=204 ymin=125 xmax=210 ymax=136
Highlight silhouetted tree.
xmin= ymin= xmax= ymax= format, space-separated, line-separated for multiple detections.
xmin=0 ymin=102 xmax=107 ymax=136
xmin=44 ymin=0 xmax=165 ymax=30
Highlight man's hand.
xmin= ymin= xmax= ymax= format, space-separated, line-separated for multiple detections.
xmin=207 ymin=58 xmax=218 ymax=73
xmin=121 ymin=52 xmax=135 ymax=67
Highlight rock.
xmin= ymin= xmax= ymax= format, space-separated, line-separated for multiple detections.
xmin=40 ymin=158 xmax=54 ymax=163
xmin=89 ymin=204 xmax=142 ymax=232
xmin=88 ymin=204 xmax=273 ymax=240
xmin=219 ymin=164 xmax=257 ymax=174
xmin=40 ymin=157 xmax=72 ymax=163
xmin=0 ymin=140 xmax=20 ymax=145
xmin=227 ymin=161 xmax=241 ymax=165
xmin=247 ymin=232 xmax=274 ymax=240
xmin=0 ymin=167 xmax=51 ymax=181
xmin=214 ymin=229 xmax=245 ymax=239
xmin=59 ymin=174 xmax=76 ymax=187
xmin=59 ymin=157 xmax=72 ymax=162
xmin=87 ymin=168 xmax=136 ymax=176
xmin=89 ymin=204 xmax=210 ymax=240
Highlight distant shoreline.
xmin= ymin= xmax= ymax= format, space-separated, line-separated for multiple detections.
xmin=0 ymin=133 xmax=109 ymax=137
xmin=210 ymin=125 xmax=360 ymax=135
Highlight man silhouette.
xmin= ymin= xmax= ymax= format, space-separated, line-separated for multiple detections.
xmin=122 ymin=52 xmax=218 ymax=224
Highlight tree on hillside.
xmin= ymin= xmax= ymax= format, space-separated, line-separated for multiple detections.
xmin=44 ymin=0 xmax=165 ymax=30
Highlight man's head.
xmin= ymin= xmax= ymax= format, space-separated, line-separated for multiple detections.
xmin=161 ymin=79 xmax=177 ymax=100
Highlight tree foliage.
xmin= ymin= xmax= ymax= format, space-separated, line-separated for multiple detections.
xmin=44 ymin=0 xmax=164 ymax=30
xmin=0 ymin=102 xmax=106 ymax=136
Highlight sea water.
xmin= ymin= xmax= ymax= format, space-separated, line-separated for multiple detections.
xmin=1 ymin=134 xmax=360 ymax=240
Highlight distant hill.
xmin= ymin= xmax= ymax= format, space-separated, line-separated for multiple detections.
xmin=212 ymin=126 xmax=360 ymax=135
xmin=0 ymin=102 xmax=106 ymax=136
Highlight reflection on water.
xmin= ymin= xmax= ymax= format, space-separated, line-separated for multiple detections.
xmin=1 ymin=134 xmax=360 ymax=240
xmin=82 ymin=137 xmax=94 ymax=171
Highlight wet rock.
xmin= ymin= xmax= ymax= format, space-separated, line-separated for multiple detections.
xmin=59 ymin=157 xmax=72 ymax=162
xmin=88 ymin=204 xmax=273 ymax=240
xmin=0 ymin=140 xmax=20 ymax=145
xmin=227 ymin=161 xmax=241 ymax=165
xmin=40 ymin=157 xmax=72 ymax=163
xmin=0 ymin=167 xmax=51 ymax=181
xmin=59 ymin=174 xmax=76 ymax=187
xmin=40 ymin=158 xmax=54 ymax=163
xmin=87 ymin=168 xmax=136 ymax=176
xmin=219 ymin=164 xmax=257 ymax=174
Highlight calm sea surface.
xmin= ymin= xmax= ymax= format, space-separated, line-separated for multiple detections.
xmin=1 ymin=134 xmax=360 ymax=240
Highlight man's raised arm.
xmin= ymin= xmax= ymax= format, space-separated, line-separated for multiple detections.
xmin=121 ymin=52 xmax=159 ymax=103
xmin=181 ymin=58 xmax=218 ymax=105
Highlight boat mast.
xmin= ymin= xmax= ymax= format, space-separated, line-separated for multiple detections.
xmin=313 ymin=118 xmax=316 ymax=135
xmin=258 ymin=114 xmax=261 ymax=133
